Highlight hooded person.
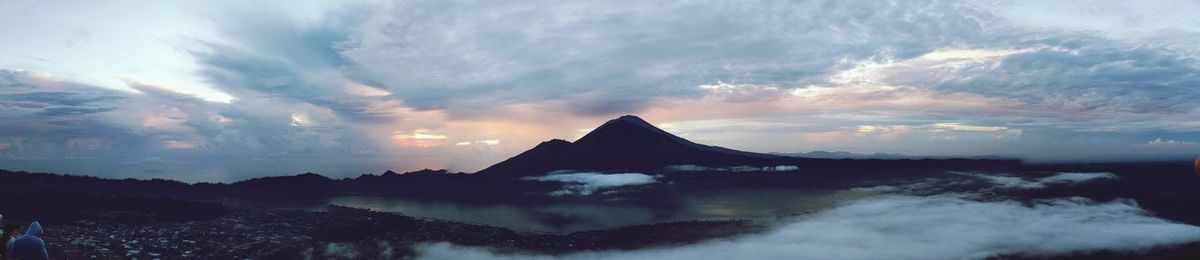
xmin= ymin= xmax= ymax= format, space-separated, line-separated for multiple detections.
xmin=0 ymin=224 xmax=19 ymax=259
xmin=7 ymin=221 xmax=47 ymax=260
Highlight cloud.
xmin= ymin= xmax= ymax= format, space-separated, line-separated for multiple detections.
xmin=0 ymin=92 xmax=122 ymax=108
xmin=189 ymin=2 xmax=404 ymax=124
xmin=985 ymin=0 xmax=1200 ymax=51
xmin=855 ymin=125 xmax=912 ymax=139
xmin=391 ymin=129 xmax=450 ymax=148
xmin=162 ymin=140 xmax=199 ymax=150
xmin=523 ymin=171 xmax=657 ymax=196
xmin=931 ymin=123 xmax=1009 ymax=132
xmin=0 ymin=70 xmax=134 ymax=155
xmin=921 ymin=46 xmax=1200 ymax=118
xmin=0 ymin=67 xmax=415 ymax=181
xmin=0 ymin=71 xmax=126 ymax=119
xmin=954 ymin=172 xmax=1119 ymax=190
xmin=416 ymin=195 xmax=1200 ymax=260
xmin=35 ymin=106 xmax=117 ymax=116
xmin=324 ymin=242 xmax=359 ymax=259
xmin=846 ymin=185 xmax=903 ymax=193
xmin=696 ymin=82 xmax=789 ymax=103
xmin=126 ymin=81 xmax=234 ymax=104
xmin=1037 ymin=172 xmax=1121 ymax=186
xmin=1147 ymin=138 xmax=1200 ymax=147
xmin=455 ymin=140 xmax=500 ymax=146
xmin=663 ymin=165 xmax=710 ymax=172
xmin=335 ymin=0 xmax=1027 ymax=116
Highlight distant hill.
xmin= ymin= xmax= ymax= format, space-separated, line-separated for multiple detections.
xmin=227 ymin=172 xmax=336 ymax=199
xmin=775 ymin=151 xmax=1013 ymax=160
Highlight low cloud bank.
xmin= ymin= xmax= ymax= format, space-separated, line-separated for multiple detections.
xmin=523 ymin=171 xmax=657 ymax=196
xmin=416 ymin=195 xmax=1200 ymax=260
xmin=664 ymin=165 xmax=800 ymax=172
xmin=955 ymin=172 xmax=1118 ymax=189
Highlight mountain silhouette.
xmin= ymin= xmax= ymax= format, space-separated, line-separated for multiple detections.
xmin=227 ymin=172 xmax=336 ymax=199
xmin=476 ymin=115 xmax=778 ymax=177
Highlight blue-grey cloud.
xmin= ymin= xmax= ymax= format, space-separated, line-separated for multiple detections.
xmin=0 ymin=71 xmax=126 ymax=119
xmin=180 ymin=0 xmax=1200 ymax=170
xmin=0 ymin=92 xmax=122 ymax=107
xmin=336 ymin=0 xmax=1005 ymax=116
xmin=0 ymin=68 xmax=407 ymax=181
xmin=188 ymin=0 xmax=1200 ymax=132
xmin=189 ymin=3 xmax=401 ymax=124
xmin=894 ymin=44 xmax=1200 ymax=116
xmin=35 ymin=106 xmax=117 ymax=116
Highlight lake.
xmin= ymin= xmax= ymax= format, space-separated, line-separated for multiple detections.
xmin=319 ymin=188 xmax=881 ymax=233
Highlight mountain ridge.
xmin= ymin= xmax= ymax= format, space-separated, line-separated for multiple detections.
xmin=476 ymin=115 xmax=778 ymax=177
xmin=775 ymin=151 xmax=1014 ymax=160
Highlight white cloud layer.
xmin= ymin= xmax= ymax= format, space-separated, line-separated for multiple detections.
xmin=416 ymin=195 xmax=1200 ymax=260
xmin=955 ymin=172 xmax=1119 ymax=190
xmin=523 ymin=171 xmax=657 ymax=196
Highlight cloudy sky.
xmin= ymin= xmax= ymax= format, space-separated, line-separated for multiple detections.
xmin=2 ymin=0 xmax=1199 ymax=182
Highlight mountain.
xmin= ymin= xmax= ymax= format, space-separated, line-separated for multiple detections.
xmin=227 ymin=172 xmax=336 ymax=198
xmin=476 ymin=115 xmax=779 ymax=177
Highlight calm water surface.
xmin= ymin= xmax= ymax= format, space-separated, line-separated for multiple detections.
xmin=321 ymin=188 xmax=877 ymax=233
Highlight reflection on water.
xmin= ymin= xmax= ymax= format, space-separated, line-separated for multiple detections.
xmin=322 ymin=188 xmax=879 ymax=233
xmin=675 ymin=189 xmax=872 ymax=220
xmin=328 ymin=196 xmax=657 ymax=232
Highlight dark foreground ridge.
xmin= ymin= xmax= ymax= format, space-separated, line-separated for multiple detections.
xmin=46 ymin=206 xmax=764 ymax=259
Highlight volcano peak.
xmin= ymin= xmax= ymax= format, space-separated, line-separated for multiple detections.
xmin=575 ymin=115 xmax=685 ymax=145
xmin=476 ymin=115 xmax=776 ymax=177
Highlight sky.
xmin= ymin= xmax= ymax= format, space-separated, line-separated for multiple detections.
xmin=1 ymin=0 xmax=1199 ymax=182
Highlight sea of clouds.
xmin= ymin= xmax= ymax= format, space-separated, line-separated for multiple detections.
xmin=953 ymin=171 xmax=1119 ymax=189
xmin=523 ymin=171 xmax=658 ymax=196
xmin=424 ymin=171 xmax=1200 ymax=259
